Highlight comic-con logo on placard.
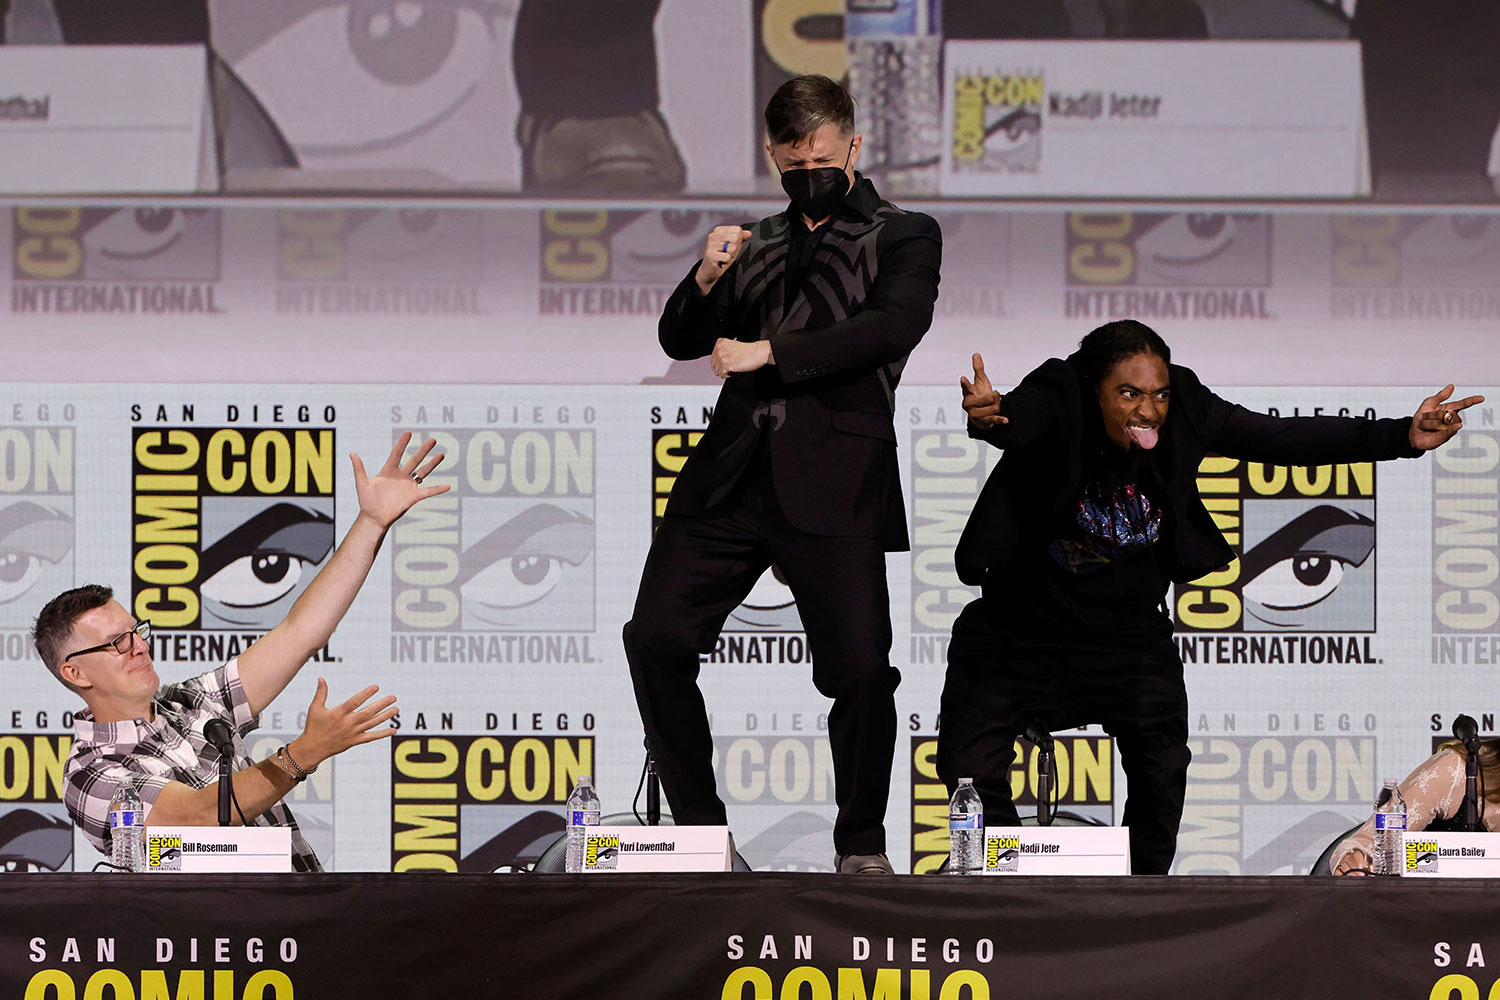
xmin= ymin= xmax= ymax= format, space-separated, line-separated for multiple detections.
xmin=0 ymin=734 xmax=74 ymax=872
xmin=10 ymin=207 xmax=222 ymax=315
xmin=389 ymin=418 xmax=596 ymax=666
xmin=909 ymin=735 xmax=1115 ymax=875
xmin=539 ymin=210 xmax=760 ymax=318
xmin=1064 ymin=212 xmax=1273 ymax=322
xmin=1330 ymin=215 xmax=1500 ymax=323
xmin=131 ymin=407 xmax=337 ymax=662
xmin=1174 ymin=455 xmax=1380 ymax=666
xmin=650 ymin=405 xmax=809 ymax=667
xmin=275 ymin=208 xmax=483 ymax=317
xmin=1406 ymin=839 xmax=1440 ymax=874
xmin=950 ymin=69 xmax=1043 ymax=174
xmin=390 ymin=727 xmax=593 ymax=872
xmin=1431 ymin=415 xmax=1500 ymax=665
xmin=0 ymin=416 xmax=76 ymax=660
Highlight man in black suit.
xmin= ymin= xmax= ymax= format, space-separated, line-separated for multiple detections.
xmin=622 ymin=75 xmax=942 ymax=875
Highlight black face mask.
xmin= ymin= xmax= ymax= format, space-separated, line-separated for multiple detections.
xmin=779 ymin=141 xmax=853 ymax=222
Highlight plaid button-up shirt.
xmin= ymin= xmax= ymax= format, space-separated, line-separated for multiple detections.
xmin=64 ymin=659 xmax=322 ymax=873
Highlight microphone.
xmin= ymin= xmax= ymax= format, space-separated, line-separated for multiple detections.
xmin=1022 ymin=719 xmax=1055 ymax=827
xmin=204 ymin=719 xmax=235 ymax=755
xmin=1023 ymin=718 xmax=1055 ymax=751
xmin=1453 ymin=715 xmax=1483 ymax=832
xmin=203 ymin=720 xmax=235 ymax=827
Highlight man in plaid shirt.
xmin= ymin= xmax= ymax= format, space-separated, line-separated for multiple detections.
xmin=32 ymin=433 xmax=449 ymax=871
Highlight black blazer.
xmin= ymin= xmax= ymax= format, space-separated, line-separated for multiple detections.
xmin=955 ymin=356 xmax=1423 ymax=591
xmin=657 ymin=177 xmax=942 ymax=551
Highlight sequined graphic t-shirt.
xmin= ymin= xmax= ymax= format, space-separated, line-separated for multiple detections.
xmin=1004 ymin=450 xmax=1171 ymax=637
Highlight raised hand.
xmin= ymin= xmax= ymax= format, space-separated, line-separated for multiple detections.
xmin=960 ymin=353 xmax=1007 ymax=429
xmin=1409 ymin=385 xmax=1486 ymax=451
xmin=695 ymin=225 xmax=755 ymax=295
xmin=290 ymin=678 xmax=398 ymax=770
xmin=352 ymin=431 xmax=451 ymax=529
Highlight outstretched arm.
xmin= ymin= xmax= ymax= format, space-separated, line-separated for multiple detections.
xmin=1407 ymin=384 xmax=1486 ymax=451
xmin=146 ymin=679 xmax=397 ymax=828
xmin=236 ymin=433 xmax=449 ymax=716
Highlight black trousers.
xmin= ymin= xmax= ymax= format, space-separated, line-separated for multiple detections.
xmin=935 ymin=598 xmax=1189 ymax=875
xmin=623 ymin=462 xmax=900 ymax=857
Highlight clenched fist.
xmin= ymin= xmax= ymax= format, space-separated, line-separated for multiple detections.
xmin=695 ymin=225 xmax=754 ymax=295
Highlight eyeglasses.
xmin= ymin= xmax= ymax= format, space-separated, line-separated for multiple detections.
xmin=63 ymin=620 xmax=151 ymax=662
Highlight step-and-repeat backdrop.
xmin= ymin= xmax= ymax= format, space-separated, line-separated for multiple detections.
xmin=0 ymin=199 xmax=1497 ymax=876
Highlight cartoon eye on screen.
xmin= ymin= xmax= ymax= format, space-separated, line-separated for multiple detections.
xmin=1397 ymin=215 xmax=1500 ymax=286
xmin=226 ymin=0 xmax=510 ymax=159
xmin=727 ymin=565 xmax=802 ymax=631
xmin=457 ymin=503 xmax=594 ymax=629
xmin=0 ymin=501 xmax=73 ymax=608
xmin=199 ymin=502 xmax=336 ymax=629
xmin=610 ymin=211 xmax=709 ymax=284
xmin=80 ymin=208 xmax=220 ymax=280
xmin=342 ymin=208 xmax=485 ymax=283
xmin=0 ymin=809 xmax=73 ymax=873
xmin=1132 ymin=213 xmax=1270 ymax=286
xmin=1239 ymin=504 xmax=1374 ymax=630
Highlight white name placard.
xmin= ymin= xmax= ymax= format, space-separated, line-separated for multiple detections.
xmin=580 ymin=825 xmax=732 ymax=873
xmin=1402 ymin=832 xmax=1500 ymax=878
xmin=941 ymin=40 xmax=1368 ymax=197
xmin=144 ymin=827 xmax=293 ymax=873
xmin=982 ymin=827 xmax=1131 ymax=875
xmin=0 ymin=45 xmax=216 ymax=194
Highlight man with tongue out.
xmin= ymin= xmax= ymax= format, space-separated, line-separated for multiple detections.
xmin=934 ymin=319 xmax=1482 ymax=875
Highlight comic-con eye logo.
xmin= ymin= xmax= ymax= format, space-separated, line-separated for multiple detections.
xmin=131 ymin=428 xmax=336 ymax=629
xmin=11 ymin=207 xmax=222 ymax=315
xmin=391 ymin=734 xmax=593 ymax=873
xmin=541 ymin=210 xmax=753 ymax=317
xmin=1176 ymin=457 xmax=1376 ymax=635
xmin=650 ymin=426 xmax=801 ymax=634
xmin=951 ymin=71 xmax=1043 ymax=174
xmin=1331 ymin=215 xmax=1500 ymax=322
xmin=0 ymin=427 xmax=74 ymax=627
xmin=1432 ymin=424 xmax=1500 ymax=640
xmin=391 ymin=429 xmax=595 ymax=632
xmin=0 ymin=735 xmax=73 ymax=872
xmin=276 ymin=208 xmax=483 ymax=317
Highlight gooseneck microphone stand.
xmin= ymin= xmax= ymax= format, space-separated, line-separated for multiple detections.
xmin=1454 ymin=714 xmax=1482 ymax=832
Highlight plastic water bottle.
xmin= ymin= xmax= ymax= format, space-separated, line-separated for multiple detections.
xmin=564 ymin=775 xmax=601 ymax=873
xmin=1371 ymin=778 xmax=1407 ymax=876
xmin=108 ymin=784 xmax=146 ymax=873
xmin=948 ymin=777 xmax=984 ymax=875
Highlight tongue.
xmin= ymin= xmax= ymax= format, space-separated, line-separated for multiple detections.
xmin=1126 ymin=425 xmax=1159 ymax=450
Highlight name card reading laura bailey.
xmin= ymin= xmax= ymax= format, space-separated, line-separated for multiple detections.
xmin=581 ymin=826 xmax=732 ymax=873
xmin=941 ymin=40 xmax=1368 ymax=198
xmin=982 ymin=827 xmax=1131 ymax=876
xmin=1404 ymin=832 xmax=1500 ymax=878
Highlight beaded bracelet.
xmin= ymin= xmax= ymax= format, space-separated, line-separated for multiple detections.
xmin=282 ymin=744 xmax=316 ymax=778
xmin=275 ymin=746 xmax=311 ymax=783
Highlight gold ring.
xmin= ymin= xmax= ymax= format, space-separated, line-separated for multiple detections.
xmin=1442 ymin=410 xmax=1455 ymax=425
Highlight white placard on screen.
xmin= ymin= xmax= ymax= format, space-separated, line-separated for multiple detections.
xmin=941 ymin=40 xmax=1368 ymax=198
xmin=0 ymin=44 xmax=215 ymax=194
xmin=581 ymin=826 xmax=732 ymax=873
xmin=982 ymin=827 xmax=1131 ymax=876
xmin=144 ymin=827 xmax=293 ymax=874
xmin=1402 ymin=832 xmax=1500 ymax=878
